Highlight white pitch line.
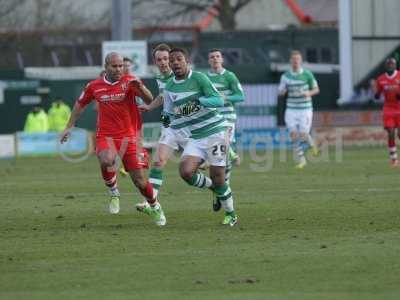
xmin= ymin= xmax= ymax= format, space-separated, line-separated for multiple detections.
xmin=2 ymin=187 xmax=400 ymax=199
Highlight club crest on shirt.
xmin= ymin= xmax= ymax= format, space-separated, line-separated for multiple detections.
xmin=121 ymin=82 xmax=128 ymax=91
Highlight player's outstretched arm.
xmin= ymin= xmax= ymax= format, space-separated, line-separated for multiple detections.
xmin=198 ymin=73 xmax=224 ymax=107
xmin=130 ymin=79 xmax=153 ymax=104
xmin=370 ymin=79 xmax=382 ymax=100
xmin=139 ymin=95 xmax=164 ymax=112
xmin=278 ymin=75 xmax=288 ymax=97
xmin=226 ymin=73 xmax=245 ymax=103
xmin=303 ymin=71 xmax=320 ymax=98
xmin=198 ymin=95 xmax=224 ymax=107
xmin=304 ymin=86 xmax=320 ymax=98
xmin=60 ymin=103 xmax=86 ymax=144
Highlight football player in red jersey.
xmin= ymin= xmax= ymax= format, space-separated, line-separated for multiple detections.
xmin=60 ymin=52 xmax=166 ymax=226
xmin=119 ymin=57 xmax=135 ymax=177
xmin=373 ymin=57 xmax=400 ymax=167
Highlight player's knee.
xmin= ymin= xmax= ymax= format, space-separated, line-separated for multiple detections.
xmin=179 ymin=165 xmax=195 ymax=182
xmin=99 ymin=157 xmax=114 ymax=169
xmin=290 ymin=132 xmax=298 ymax=142
xmin=387 ymin=128 xmax=395 ymax=138
xmin=153 ymin=159 xmax=167 ymax=169
xmin=132 ymin=175 xmax=146 ymax=189
xmin=299 ymin=132 xmax=308 ymax=141
xmin=98 ymin=151 xmax=115 ymax=168
xmin=210 ymin=173 xmax=225 ymax=187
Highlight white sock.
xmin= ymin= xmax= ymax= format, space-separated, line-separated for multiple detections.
xmin=221 ymin=197 xmax=234 ymax=213
xmin=109 ymin=187 xmax=120 ymax=197
xmin=307 ymin=134 xmax=315 ymax=148
xmin=295 ymin=145 xmax=306 ymax=163
xmin=389 ymin=146 xmax=398 ymax=160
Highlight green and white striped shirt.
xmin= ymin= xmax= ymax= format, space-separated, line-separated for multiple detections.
xmin=156 ymin=71 xmax=174 ymax=117
xmin=155 ymin=71 xmax=174 ymax=95
xmin=206 ymin=69 xmax=244 ymax=125
xmin=164 ymin=70 xmax=227 ymax=139
xmin=278 ymin=68 xmax=318 ymax=110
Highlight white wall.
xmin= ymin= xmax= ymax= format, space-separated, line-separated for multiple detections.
xmin=352 ymin=0 xmax=400 ymax=84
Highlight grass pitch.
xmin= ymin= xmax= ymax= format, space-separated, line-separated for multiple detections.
xmin=1 ymin=148 xmax=400 ymax=299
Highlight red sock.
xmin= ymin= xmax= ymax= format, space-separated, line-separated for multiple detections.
xmin=388 ymin=137 xmax=398 ymax=161
xmin=140 ymin=182 xmax=156 ymax=205
xmin=101 ymin=167 xmax=117 ymax=189
xmin=388 ymin=136 xmax=396 ymax=148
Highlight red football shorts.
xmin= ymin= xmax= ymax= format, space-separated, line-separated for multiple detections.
xmin=95 ymin=136 xmax=149 ymax=170
xmin=383 ymin=111 xmax=400 ymax=129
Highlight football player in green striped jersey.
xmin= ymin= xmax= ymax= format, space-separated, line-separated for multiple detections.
xmin=207 ymin=49 xmax=244 ymax=188
xmin=163 ymin=47 xmax=238 ymax=226
xmin=278 ymin=50 xmax=320 ymax=169
xmin=136 ymin=44 xmax=191 ymax=217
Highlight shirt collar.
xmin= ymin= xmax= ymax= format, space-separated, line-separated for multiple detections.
xmin=208 ymin=68 xmax=226 ymax=76
xmin=290 ymin=68 xmax=304 ymax=75
xmin=173 ymin=69 xmax=192 ymax=84
xmin=103 ymin=76 xmax=120 ymax=85
xmin=386 ymin=70 xmax=398 ymax=79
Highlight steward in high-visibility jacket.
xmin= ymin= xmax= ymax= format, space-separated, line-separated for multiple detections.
xmin=48 ymin=100 xmax=71 ymax=132
xmin=24 ymin=107 xmax=49 ymax=133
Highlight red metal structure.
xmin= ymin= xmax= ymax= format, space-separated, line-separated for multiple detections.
xmin=284 ymin=0 xmax=313 ymax=24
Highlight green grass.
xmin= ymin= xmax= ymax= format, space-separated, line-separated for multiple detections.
xmin=1 ymin=147 xmax=400 ymax=299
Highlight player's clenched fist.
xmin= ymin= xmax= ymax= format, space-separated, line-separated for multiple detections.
xmin=129 ymin=78 xmax=143 ymax=89
xmin=138 ymin=104 xmax=150 ymax=112
xmin=60 ymin=128 xmax=71 ymax=144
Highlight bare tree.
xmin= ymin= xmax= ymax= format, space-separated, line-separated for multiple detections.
xmin=133 ymin=0 xmax=254 ymax=31
xmin=0 ymin=0 xmax=26 ymax=18
xmin=0 ymin=0 xmax=110 ymax=31
xmin=217 ymin=0 xmax=253 ymax=30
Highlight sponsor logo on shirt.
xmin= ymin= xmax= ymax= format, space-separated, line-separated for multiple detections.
xmin=177 ymin=100 xmax=201 ymax=117
xmin=94 ymin=88 xmax=108 ymax=93
xmin=383 ymin=84 xmax=398 ymax=91
xmin=99 ymin=93 xmax=126 ymax=103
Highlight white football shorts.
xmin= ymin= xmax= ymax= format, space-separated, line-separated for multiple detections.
xmin=182 ymin=130 xmax=229 ymax=167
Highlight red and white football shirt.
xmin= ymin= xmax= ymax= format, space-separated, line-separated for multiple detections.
xmin=376 ymin=70 xmax=400 ymax=113
xmin=77 ymin=75 xmax=142 ymax=138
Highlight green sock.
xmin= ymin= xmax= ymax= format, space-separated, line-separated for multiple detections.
xmin=212 ymin=183 xmax=234 ymax=213
xmin=229 ymin=147 xmax=238 ymax=161
xmin=149 ymin=168 xmax=163 ymax=197
xmin=188 ymin=172 xmax=212 ymax=189
xmin=225 ymin=210 xmax=236 ymax=217
xmin=225 ymin=161 xmax=232 ymax=184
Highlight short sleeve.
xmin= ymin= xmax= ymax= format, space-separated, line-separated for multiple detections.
xmin=77 ymin=83 xmax=94 ymax=108
xmin=163 ymin=90 xmax=175 ymax=115
xmin=375 ymin=78 xmax=383 ymax=94
xmin=307 ymin=71 xmax=318 ymax=89
xmin=227 ymin=72 xmax=244 ymax=94
xmin=198 ymin=73 xmax=220 ymax=98
xmin=278 ymin=74 xmax=287 ymax=93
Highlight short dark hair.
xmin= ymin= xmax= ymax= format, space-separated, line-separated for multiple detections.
xmin=169 ymin=47 xmax=189 ymax=58
xmin=290 ymin=50 xmax=302 ymax=57
xmin=208 ymin=48 xmax=222 ymax=55
xmin=386 ymin=57 xmax=397 ymax=65
xmin=123 ymin=57 xmax=133 ymax=63
xmin=152 ymin=43 xmax=171 ymax=58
